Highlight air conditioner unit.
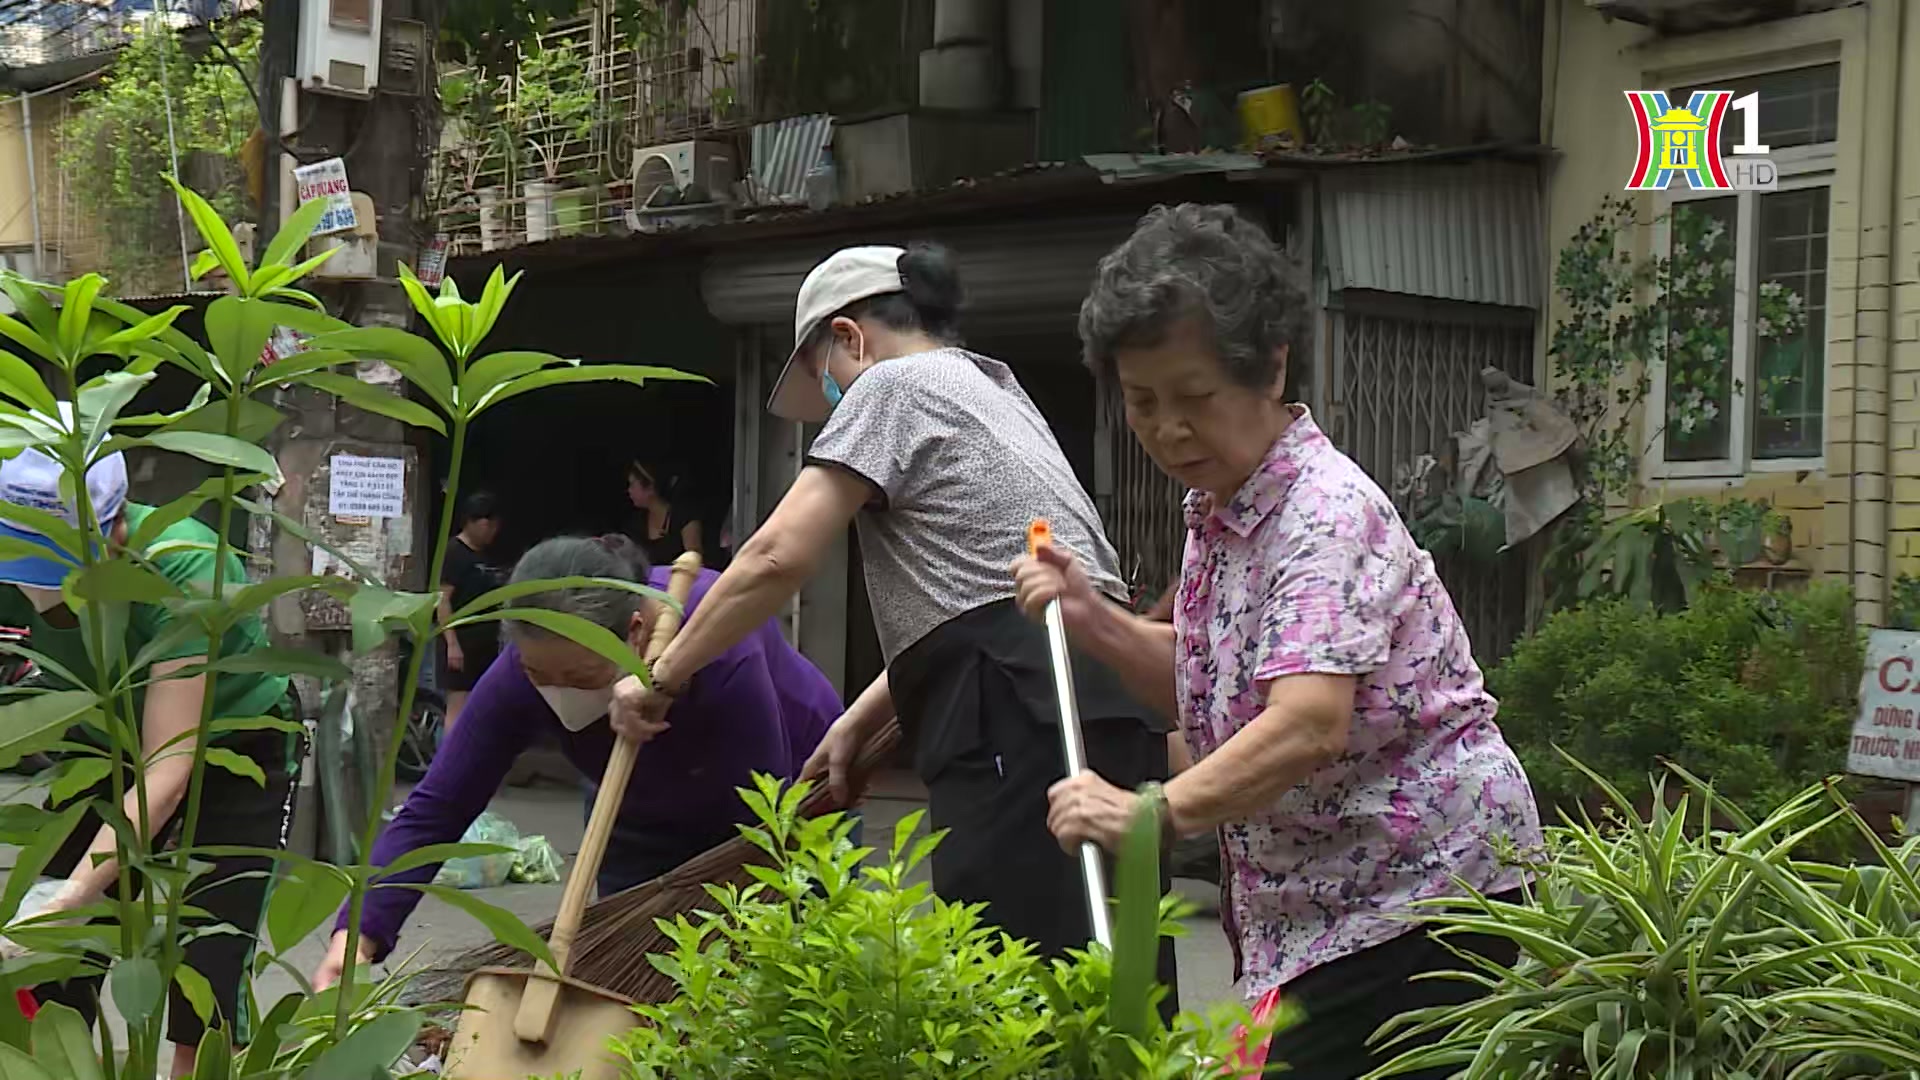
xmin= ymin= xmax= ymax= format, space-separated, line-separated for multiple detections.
xmin=296 ymin=0 xmax=385 ymax=99
xmin=630 ymin=140 xmax=738 ymax=206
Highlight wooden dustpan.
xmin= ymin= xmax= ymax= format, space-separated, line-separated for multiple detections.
xmin=443 ymin=551 xmax=702 ymax=1080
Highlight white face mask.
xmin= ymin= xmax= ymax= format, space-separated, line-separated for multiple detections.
xmin=535 ymin=684 xmax=614 ymax=732
xmin=17 ymin=586 xmax=64 ymax=614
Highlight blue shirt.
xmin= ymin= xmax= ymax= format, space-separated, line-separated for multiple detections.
xmin=341 ymin=566 xmax=841 ymax=955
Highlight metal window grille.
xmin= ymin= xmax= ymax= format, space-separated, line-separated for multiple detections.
xmin=1328 ymin=293 xmax=1536 ymax=662
xmin=1097 ymin=381 xmax=1187 ymax=610
xmin=599 ymin=0 xmax=757 ymax=150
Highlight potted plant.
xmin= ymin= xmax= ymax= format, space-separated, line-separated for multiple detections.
xmin=514 ymin=42 xmax=597 ymax=242
xmin=552 ymin=166 xmax=602 ymax=238
xmin=1763 ymin=507 xmax=1794 ymax=564
xmin=438 ymin=70 xmax=516 ymax=252
xmin=560 ymin=97 xmax=633 ymax=237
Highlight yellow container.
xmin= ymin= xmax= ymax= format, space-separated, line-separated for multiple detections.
xmin=1238 ymin=84 xmax=1305 ymax=149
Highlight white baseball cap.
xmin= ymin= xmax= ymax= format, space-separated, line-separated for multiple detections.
xmin=0 ymin=445 xmax=128 ymax=590
xmin=766 ymin=245 xmax=908 ymax=423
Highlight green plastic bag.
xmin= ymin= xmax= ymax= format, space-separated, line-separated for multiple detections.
xmin=375 ymin=809 xmax=520 ymax=890
xmin=511 ymin=835 xmax=563 ymax=884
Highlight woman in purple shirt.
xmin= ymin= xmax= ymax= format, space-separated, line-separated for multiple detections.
xmin=310 ymin=534 xmax=840 ymax=990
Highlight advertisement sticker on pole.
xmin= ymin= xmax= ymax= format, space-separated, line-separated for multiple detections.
xmin=292 ymin=156 xmax=359 ymax=237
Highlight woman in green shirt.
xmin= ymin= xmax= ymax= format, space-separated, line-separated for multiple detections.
xmin=0 ymin=446 xmax=299 ymax=1077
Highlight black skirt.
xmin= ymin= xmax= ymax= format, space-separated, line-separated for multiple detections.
xmin=889 ymin=598 xmax=1180 ymax=1013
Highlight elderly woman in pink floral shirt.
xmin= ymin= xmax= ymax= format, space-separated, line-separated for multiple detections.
xmin=1014 ymin=204 xmax=1542 ymax=1079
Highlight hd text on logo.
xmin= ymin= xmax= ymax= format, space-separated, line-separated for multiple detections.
xmin=1624 ymin=90 xmax=1777 ymax=192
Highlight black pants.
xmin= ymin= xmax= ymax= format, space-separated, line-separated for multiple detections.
xmin=36 ymin=734 xmax=302 ymax=1050
xmin=892 ymin=600 xmax=1182 ymax=1018
xmin=437 ymin=630 xmax=498 ymax=694
xmin=926 ymin=715 xmax=1180 ymax=1018
xmin=1264 ymin=890 xmax=1524 ymax=1079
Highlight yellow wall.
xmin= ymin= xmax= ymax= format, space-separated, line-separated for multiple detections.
xmin=1540 ymin=0 xmax=1920 ymax=623
xmin=0 ymin=86 xmax=109 ymax=277
xmin=0 ymin=90 xmax=62 ymax=253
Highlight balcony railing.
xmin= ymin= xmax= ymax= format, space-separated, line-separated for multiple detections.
xmin=430 ymin=1 xmax=768 ymax=255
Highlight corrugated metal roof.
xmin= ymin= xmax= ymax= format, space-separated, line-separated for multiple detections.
xmin=1322 ymin=161 xmax=1544 ymax=309
xmin=750 ymin=114 xmax=833 ymax=205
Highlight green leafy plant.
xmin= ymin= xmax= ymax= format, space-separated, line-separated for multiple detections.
xmin=58 ymin=19 xmax=261 ymax=294
xmin=1368 ymin=756 xmax=1920 ymax=1079
xmin=439 ymin=69 xmax=519 ymax=200
xmin=615 ymin=775 xmax=1284 ymax=1079
xmin=1541 ymin=199 xmax=1807 ymax=613
xmin=0 ymin=179 xmax=707 ymax=1077
xmin=1888 ymin=572 xmax=1920 ymax=631
xmin=1300 ymin=79 xmax=1337 ymax=145
xmin=514 ymin=42 xmax=599 ymax=184
xmin=1489 ymin=582 xmax=1861 ymax=830
xmin=1575 ymin=497 xmax=1716 ymax=612
xmin=1712 ymin=498 xmax=1785 ymax=568
xmin=1407 ymin=492 xmax=1506 ymax=567
xmin=1351 ymin=101 xmax=1393 ymax=146
xmin=1553 ymin=495 xmax=1788 ymax=614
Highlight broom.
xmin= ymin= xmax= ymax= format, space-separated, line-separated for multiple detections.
xmin=406 ymin=714 xmax=903 ymax=1007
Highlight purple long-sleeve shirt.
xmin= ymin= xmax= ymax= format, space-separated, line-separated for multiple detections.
xmin=338 ymin=566 xmax=841 ymax=957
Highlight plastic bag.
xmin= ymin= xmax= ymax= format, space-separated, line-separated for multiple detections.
xmin=0 ymin=879 xmax=70 ymax=960
xmin=510 ymin=834 xmax=563 ymax=885
xmin=438 ymin=811 xmax=521 ymax=890
xmin=429 ymin=811 xmax=522 ymax=891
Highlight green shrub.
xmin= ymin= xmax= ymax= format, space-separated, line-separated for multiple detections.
xmin=614 ymin=776 xmax=1283 ymax=1079
xmin=1488 ymin=583 xmax=1861 ymax=824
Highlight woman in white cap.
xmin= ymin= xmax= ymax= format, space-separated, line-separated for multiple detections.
xmin=609 ymin=243 xmax=1179 ymax=996
xmin=0 ymin=446 xmax=301 ymax=1076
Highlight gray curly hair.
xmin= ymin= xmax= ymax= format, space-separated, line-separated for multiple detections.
xmin=1077 ymin=203 xmax=1309 ymax=397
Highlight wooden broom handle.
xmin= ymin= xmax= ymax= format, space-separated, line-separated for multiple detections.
xmin=514 ymin=550 xmax=701 ymax=1042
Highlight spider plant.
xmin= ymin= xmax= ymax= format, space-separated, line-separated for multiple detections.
xmin=1365 ymin=754 xmax=1918 ymax=1079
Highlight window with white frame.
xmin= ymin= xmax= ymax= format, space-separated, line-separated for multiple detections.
xmin=1651 ymin=62 xmax=1836 ymax=475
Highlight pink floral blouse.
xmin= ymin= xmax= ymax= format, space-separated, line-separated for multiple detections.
xmin=1173 ymin=407 xmax=1541 ymax=998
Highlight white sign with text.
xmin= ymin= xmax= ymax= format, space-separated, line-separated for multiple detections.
xmin=327 ymin=454 xmax=406 ymax=519
xmin=1850 ymin=629 xmax=1920 ymax=783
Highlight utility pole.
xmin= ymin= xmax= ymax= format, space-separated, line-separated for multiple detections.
xmin=257 ymin=0 xmax=446 ymax=854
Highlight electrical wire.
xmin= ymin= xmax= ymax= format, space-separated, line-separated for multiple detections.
xmin=152 ymin=0 xmax=193 ymax=291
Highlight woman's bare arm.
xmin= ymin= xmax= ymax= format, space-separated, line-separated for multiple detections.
xmin=1077 ymin=599 xmax=1179 ymax=721
xmin=650 ymin=465 xmax=871 ymax=690
xmin=58 ymin=657 xmax=204 ymax=906
xmin=1164 ymin=673 xmax=1354 ymax=836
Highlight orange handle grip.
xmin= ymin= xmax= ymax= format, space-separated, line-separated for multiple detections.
xmin=1027 ymin=518 xmax=1053 ymax=557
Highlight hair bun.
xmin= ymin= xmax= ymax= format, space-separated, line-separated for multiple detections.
xmin=897 ymin=243 xmax=963 ymax=324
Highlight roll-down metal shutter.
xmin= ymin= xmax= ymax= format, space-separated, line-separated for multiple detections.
xmin=700 ymin=215 xmax=1147 ymax=334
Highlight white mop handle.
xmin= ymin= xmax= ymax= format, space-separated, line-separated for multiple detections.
xmin=1030 ymin=519 xmax=1113 ymax=950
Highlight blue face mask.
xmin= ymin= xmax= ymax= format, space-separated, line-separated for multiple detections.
xmin=822 ymin=370 xmax=845 ymax=410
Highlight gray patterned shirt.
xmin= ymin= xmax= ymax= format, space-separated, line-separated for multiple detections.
xmin=807 ymin=348 xmax=1129 ymax=663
